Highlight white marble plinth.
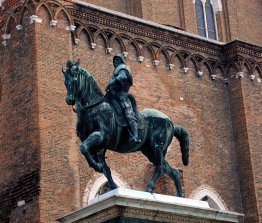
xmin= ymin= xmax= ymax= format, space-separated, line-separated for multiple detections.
xmin=58 ymin=188 xmax=243 ymax=223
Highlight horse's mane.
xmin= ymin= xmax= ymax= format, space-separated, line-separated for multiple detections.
xmin=78 ymin=68 xmax=104 ymax=103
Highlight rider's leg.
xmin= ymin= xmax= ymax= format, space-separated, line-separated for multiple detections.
xmin=125 ymin=114 xmax=141 ymax=143
xmin=80 ymin=131 xmax=104 ymax=173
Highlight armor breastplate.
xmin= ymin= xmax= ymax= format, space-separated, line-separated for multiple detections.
xmin=113 ymin=64 xmax=133 ymax=86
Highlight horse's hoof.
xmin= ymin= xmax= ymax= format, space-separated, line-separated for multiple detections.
xmin=146 ymin=187 xmax=153 ymax=193
xmin=94 ymin=163 xmax=103 ymax=173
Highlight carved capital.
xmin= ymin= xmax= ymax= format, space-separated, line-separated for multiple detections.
xmin=138 ymin=56 xmax=144 ymax=62
xmin=197 ymin=71 xmax=203 ymax=77
xmin=75 ymin=38 xmax=80 ymax=45
xmin=236 ymin=72 xmax=244 ymax=79
xmin=16 ymin=25 xmax=23 ymax=31
xmin=106 ymin=47 xmax=113 ymax=54
xmin=123 ymin=52 xmax=128 ymax=58
xmin=50 ymin=20 xmax=58 ymax=27
xmin=168 ymin=64 xmax=174 ymax=70
xmin=30 ymin=15 xmax=42 ymax=24
xmin=91 ymin=43 xmax=96 ymax=49
xmin=182 ymin=67 xmax=188 ymax=74
xmin=153 ymin=60 xmax=159 ymax=66
xmin=223 ymin=78 xmax=229 ymax=85
xmin=66 ymin=25 xmax=76 ymax=31
xmin=249 ymin=74 xmax=255 ymax=81
xmin=211 ymin=74 xmax=216 ymax=80
xmin=2 ymin=34 xmax=11 ymax=40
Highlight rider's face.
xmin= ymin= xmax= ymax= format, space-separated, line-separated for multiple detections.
xmin=114 ymin=58 xmax=122 ymax=67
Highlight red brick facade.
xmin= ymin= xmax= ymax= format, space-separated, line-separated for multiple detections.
xmin=0 ymin=0 xmax=261 ymax=223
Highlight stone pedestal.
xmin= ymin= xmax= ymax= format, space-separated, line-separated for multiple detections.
xmin=58 ymin=188 xmax=243 ymax=223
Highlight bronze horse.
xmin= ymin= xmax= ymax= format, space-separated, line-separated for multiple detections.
xmin=62 ymin=60 xmax=189 ymax=197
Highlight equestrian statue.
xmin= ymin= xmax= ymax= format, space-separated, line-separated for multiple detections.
xmin=62 ymin=56 xmax=189 ymax=197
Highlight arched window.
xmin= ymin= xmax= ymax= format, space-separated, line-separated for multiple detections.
xmin=194 ymin=0 xmax=222 ymax=40
xmin=189 ymin=185 xmax=228 ymax=210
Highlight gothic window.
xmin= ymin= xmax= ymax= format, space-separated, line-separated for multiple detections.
xmin=196 ymin=0 xmax=206 ymax=37
xmin=195 ymin=0 xmax=220 ymax=40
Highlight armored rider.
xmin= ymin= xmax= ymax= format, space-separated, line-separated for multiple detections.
xmin=106 ymin=55 xmax=141 ymax=143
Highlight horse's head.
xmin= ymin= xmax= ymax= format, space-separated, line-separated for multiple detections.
xmin=62 ymin=60 xmax=80 ymax=106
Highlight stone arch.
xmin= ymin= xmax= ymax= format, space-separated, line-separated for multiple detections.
xmin=156 ymin=47 xmax=171 ymax=65
xmin=78 ymin=27 xmax=94 ymax=46
xmin=35 ymin=2 xmax=53 ymax=20
xmin=185 ymin=55 xmax=199 ymax=73
xmin=83 ymin=173 xmax=130 ymax=206
xmin=94 ymin=30 xmax=109 ymax=48
xmin=4 ymin=14 xmax=17 ymax=33
xmin=18 ymin=4 xmax=33 ymax=25
xmin=36 ymin=2 xmax=53 ymax=25
xmin=193 ymin=54 xmax=214 ymax=76
xmin=227 ymin=63 xmax=239 ymax=80
xmin=171 ymin=51 xmax=186 ymax=68
xmin=141 ymin=42 xmax=157 ymax=61
xmin=109 ymin=33 xmax=126 ymax=53
xmin=189 ymin=184 xmax=228 ymax=210
xmin=54 ymin=6 xmax=73 ymax=26
xmin=127 ymin=39 xmax=141 ymax=57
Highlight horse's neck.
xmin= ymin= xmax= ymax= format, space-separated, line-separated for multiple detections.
xmin=78 ymin=69 xmax=104 ymax=106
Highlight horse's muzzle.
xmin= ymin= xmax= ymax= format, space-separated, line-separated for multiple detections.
xmin=66 ymin=95 xmax=75 ymax=105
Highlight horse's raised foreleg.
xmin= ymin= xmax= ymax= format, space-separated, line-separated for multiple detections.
xmin=80 ymin=131 xmax=104 ymax=173
xmin=97 ymin=150 xmax=118 ymax=190
xmin=145 ymin=144 xmax=164 ymax=193
xmin=163 ymin=160 xmax=184 ymax=197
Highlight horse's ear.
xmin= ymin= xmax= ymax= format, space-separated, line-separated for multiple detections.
xmin=75 ymin=59 xmax=80 ymax=67
xmin=62 ymin=68 xmax=66 ymax=76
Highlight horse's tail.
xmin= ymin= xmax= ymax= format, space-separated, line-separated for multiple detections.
xmin=173 ymin=125 xmax=189 ymax=166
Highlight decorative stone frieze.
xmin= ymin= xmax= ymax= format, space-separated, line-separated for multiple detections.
xmin=30 ymin=15 xmax=42 ymax=24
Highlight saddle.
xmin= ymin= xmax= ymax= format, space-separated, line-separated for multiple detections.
xmin=106 ymin=94 xmax=144 ymax=129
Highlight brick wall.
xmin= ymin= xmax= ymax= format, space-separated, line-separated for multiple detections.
xmin=0 ymin=11 xmax=40 ymax=223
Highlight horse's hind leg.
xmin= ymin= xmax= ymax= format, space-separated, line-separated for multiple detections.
xmin=163 ymin=160 xmax=184 ymax=197
xmin=144 ymin=144 xmax=164 ymax=193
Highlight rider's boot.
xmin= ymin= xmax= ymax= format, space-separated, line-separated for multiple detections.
xmin=127 ymin=116 xmax=141 ymax=143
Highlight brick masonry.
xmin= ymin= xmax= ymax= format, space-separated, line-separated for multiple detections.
xmin=0 ymin=0 xmax=261 ymax=223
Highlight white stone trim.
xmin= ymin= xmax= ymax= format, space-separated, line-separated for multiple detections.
xmin=249 ymin=74 xmax=255 ymax=81
xmin=123 ymin=52 xmax=128 ymax=58
xmin=91 ymin=43 xmax=96 ymax=49
xmin=211 ymin=74 xmax=216 ymax=80
xmin=168 ymin=64 xmax=174 ymax=70
xmin=236 ymin=72 xmax=244 ymax=79
xmin=189 ymin=184 xmax=228 ymax=210
xmin=197 ymin=70 xmax=203 ymax=77
xmin=83 ymin=173 xmax=130 ymax=206
xmin=138 ymin=56 xmax=144 ymax=62
xmin=182 ymin=67 xmax=189 ymax=74
xmin=193 ymin=0 xmax=222 ymax=12
xmin=30 ymin=15 xmax=42 ymax=24
xmin=2 ymin=33 xmax=11 ymax=40
xmin=16 ymin=25 xmax=23 ymax=31
xmin=50 ymin=20 xmax=58 ymax=27
xmin=106 ymin=47 xmax=113 ymax=54
xmin=153 ymin=60 xmax=159 ymax=66
xmin=66 ymin=25 xmax=76 ymax=31
xmin=74 ymin=38 xmax=80 ymax=45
